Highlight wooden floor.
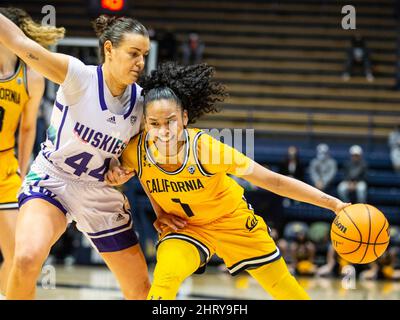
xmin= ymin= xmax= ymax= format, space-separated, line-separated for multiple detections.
xmin=32 ymin=264 xmax=400 ymax=300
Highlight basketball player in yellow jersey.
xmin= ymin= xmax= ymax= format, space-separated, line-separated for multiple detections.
xmin=0 ymin=7 xmax=64 ymax=296
xmin=106 ymin=62 xmax=351 ymax=300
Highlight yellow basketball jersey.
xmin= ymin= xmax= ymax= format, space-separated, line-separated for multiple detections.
xmin=122 ymin=128 xmax=253 ymax=225
xmin=0 ymin=60 xmax=29 ymax=151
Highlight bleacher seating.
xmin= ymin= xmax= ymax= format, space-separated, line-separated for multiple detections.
xmin=11 ymin=0 xmax=400 ymax=226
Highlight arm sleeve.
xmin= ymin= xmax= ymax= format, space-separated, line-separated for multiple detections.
xmin=197 ymin=133 xmax=253 ymax=176
xmin=58 ymin=56 xmax=91 ymax=105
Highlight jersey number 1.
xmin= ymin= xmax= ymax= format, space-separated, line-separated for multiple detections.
xmin=0 ymin=106 xmax=5 ymax=132
xmin=172 ymin=198 xmax=195 ymax=217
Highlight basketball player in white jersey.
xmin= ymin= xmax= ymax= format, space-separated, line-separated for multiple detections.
xmin=0 ymin=13 xmax=179 ymax=299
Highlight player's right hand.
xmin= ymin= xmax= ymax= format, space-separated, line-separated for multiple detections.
xmin=105 ymin=165 xmax=135 ymax=186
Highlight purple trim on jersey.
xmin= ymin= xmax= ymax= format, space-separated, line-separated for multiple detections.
xmin=97 ymin=65 xmax=137 ymax=116
xmin=86 ymin=214 xmax=132 ymax=237
xmin=42 ymin=152 xmax=54 ymax=165
xmin=32 ymin=174 xmax=49 ymax=187
xmin=55 ymin=100 xmax=64 ymax=112
xmin=18 ymin=192 xmax=67 ymax=215
xmin=89 ymin=228 xmax=138 ymax=252
xmin=43 ymin=151 xmax=51 ymax=160
xmin=123 ymin=83 xmax=137 ymax=119
xmin=55 ymin=106 xmax=69 ymax=150
xmin=97 ymin=65 xmax=107 ymax=111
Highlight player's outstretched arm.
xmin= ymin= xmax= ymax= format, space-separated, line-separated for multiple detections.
xmin=241 ymin=161 xmax=350 ymax=215
xmin=0 ymin=13 xmax=68 ymax=84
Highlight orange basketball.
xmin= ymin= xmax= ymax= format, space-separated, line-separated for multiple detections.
xmin=330 ymin=204 xmax=390 ymax=264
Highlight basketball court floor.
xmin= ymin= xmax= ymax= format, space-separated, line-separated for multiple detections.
xmin=34 ymin=264 xmax=400 ymax=300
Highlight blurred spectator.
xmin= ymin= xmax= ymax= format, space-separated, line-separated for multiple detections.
xmin=269 ymin=226 xmax=289 ymax=261
xmin=316 ymin=244 xmax=351 ymax=277
xmin=308 ymin=222 xmax=331 ymax=265
xmin=337 ymin=145 xmax=368 ymax=203
xmin=279 ymin=146 xmax=305 ymax=207
xmin=360 ymin=246 xmax=400 ymax=281
xmin=342 ymin=34 xmax=374 ymax=82
xmin=182 ymin=33 xmax=205 ymax=65
xmin=148 ymin=27 xmax=157 ymax=41
xmin=309 ymin=143 xmax=337 ymax=192
xmin=361 ymin=226 xmax=400 ymax=280
xmin=289 ymin=229 xmax=317 ymax=276
xmin=158 ymin=29 xmax=178 ymax=62
xmin=279 ymin=146 xmax=305 ymax=181
xmin=388 ymin=125 xmax=400 ymax=173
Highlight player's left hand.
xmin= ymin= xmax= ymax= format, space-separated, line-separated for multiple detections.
xmin=154 ymin=212 xmax=187 ymax=233
xmin=105 ymin=165 xmax=135 ymax=186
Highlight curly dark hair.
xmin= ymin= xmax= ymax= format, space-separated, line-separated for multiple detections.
xmin=139 ymin=62 xmax=228 ymax=124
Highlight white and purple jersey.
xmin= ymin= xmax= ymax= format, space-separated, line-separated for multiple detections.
xmin=18 ymin=57 xmax=143 ymax=253
xmin=41 ymin=56 xmax=143 ymax=182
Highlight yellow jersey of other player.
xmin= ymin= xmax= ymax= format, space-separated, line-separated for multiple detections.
xmin=0 ymin=60 xmax=29 ymax=152
xmin=123 ymin=127 xmax=252 ymax=225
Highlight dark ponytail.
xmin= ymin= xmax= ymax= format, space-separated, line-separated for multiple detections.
xmin=92 ymin=15 xmax=148 ymax=62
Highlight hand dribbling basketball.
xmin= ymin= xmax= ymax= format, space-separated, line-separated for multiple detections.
xmin=331 ymin=204 xmax=390 ymax=264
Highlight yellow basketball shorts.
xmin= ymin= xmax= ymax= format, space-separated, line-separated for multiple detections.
xmin=0 ymin=149 xmax=21 ymax=210
xmin=158 ymin=198 xmax=280 ymax=275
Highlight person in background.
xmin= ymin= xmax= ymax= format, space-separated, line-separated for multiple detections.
xmin=158 ymin=28 xmax=178 ymax=63
xmin=279 ymin=146 xmax=305 ymax=181
xmin=360 ymin=246 xmax=400 ymax=281
xmin=388 ymin=125 xmax=400 ymax=173
xmin=360 ymin=226 xmax=400 ymax=281
xmin=182 ymin=33 xmax=205 ymax=65
xmin=337 ymin=145 xmax=368 ymax=204
xmin=342 ymin=34 xmax=374 ymax=82
xmin=279 ymin=146 xmax=305 ymax=207
xmin=316 ymin=244 xmax=351 ymax=277
xmin=309 ymin=144 xmax=337 ymax=192
xmin=269 ymin=226 xmax=289 ymax=262
xmin=289 ymin=229 xmax=317 ymax=276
